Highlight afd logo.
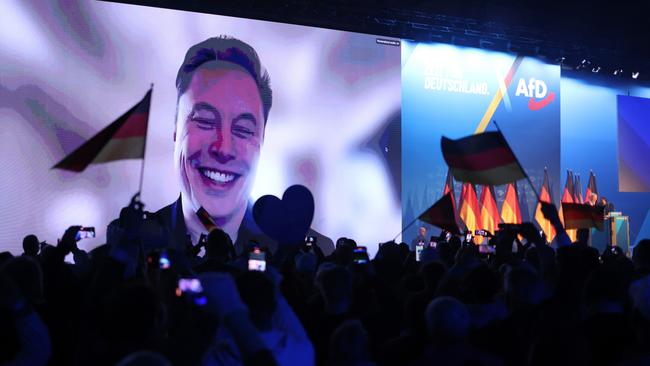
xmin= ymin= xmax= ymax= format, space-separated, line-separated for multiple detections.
xmin=514 ymin=78 xmax=555 ymax=110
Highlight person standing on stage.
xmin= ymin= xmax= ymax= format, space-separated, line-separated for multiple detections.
xmin=410 ymin=226 xmax=427 ymax=251
xmin=587 ymin=193 xmax=598 ymax=206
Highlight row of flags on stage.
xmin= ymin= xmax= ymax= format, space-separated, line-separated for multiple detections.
xmin=418 ymin=128 xmax=604 ymax=242
xmin=420 ymin=171 xmax=536 ymax=239
xmin=559 ymin=170 xmax=602 ymax=239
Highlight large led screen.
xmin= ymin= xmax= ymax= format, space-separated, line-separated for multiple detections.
xmin=0 ymin=1 xmax=402 ymax=255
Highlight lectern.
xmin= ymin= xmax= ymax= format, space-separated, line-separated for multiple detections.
xmin=605 ymin=213 xmax=630 ymax=255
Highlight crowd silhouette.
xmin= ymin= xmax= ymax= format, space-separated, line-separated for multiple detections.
xmin=1 ymin=195 xmax=650 ymax=366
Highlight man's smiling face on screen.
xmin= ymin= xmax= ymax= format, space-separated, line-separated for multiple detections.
xmin=174 ymin=64 xmax=264 ymax=219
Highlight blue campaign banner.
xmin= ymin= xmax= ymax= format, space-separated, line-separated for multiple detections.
xmin=618 ymin=95 xmax=650 ymax=192
xmin=401 ymin=41 xmax=560 ymax=241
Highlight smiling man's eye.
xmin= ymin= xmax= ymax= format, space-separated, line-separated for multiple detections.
xmin=194 ymin=119 xmax=216 ymax=129
xmin=233 ymin=126 xmax=254 ymax=138
xmin=232 ymin=113 xmax=257 ymax=139
xmin=190 ymin=106 xmax=219 ymax=129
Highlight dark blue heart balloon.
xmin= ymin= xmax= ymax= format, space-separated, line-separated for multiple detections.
xmin=253 ymin=185 xmax=315 ymax=244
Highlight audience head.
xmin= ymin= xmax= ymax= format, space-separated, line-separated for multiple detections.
xmin=425 ymin=296 xmax=470 ymax=345
xmin=295 ymin=252 xmax=318 ymax=275
xmin=576 ymin=228 xmax=590 ymax=245
xmin=460 ymin=264 xmax=500 ymax=304
xmin=0 ymin=252 xmax=13 ymax=267
xmin=22 ymin=234 xmax=40 ymax=257
xmin=420 ymin=261 xmax=447 ymax=291
xmin=235 ymin=271 xmax=277 ymax=331
xmin=0 ymin=255 xmax=43 ymax=305
xmin=328 ymin=319 xmax=371 ymax=366
xmin=504 ymin=267 xmax=546 ymax=308
xmin=584 ymin=265 xmax=627 ymax=309
xmin=103 ymin=281 xmax=164 ymax=347
xmin=205 ymin=228 xmax=233 ymax=261
xmin=435 ymin=240 xmax=455 ymax=267
xmin=633 ymin=239 xmax=650 ymax=274
xmin=374 ymin=241 xmax=401 ymax=263
xmin=629 ymin=275 xmax=650 ymax=322
xmin=316 ymin=264 xmax=352 ymax=313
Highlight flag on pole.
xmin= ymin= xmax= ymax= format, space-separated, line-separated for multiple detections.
xmin=53 ymin=88 xmax=152 ymax=172
xmin=442 ymin=168 xmax=460 ymax=228
xmin=585 ymin=171 xmax=598 ymax=202
xmin=535 ymin=169 xmax=556 ymax=242
xmin=501 ymin=181 xmax=522 ymax=224
xmin=561 ymin=203 xmax=605 ymax=230
xmin=573 ymin=174 xmax=584 ymax=204
xmin=418 ymin=192 xmax=461 ymax=234
xmin=443 ymin=169 xmax=457 ymax=211
xmin=459 ymin=182 xmax=480 ymax=235
xmin=520 ymin=181 xmax=531 ymax=223
xmin=562 ymin=170 xmax=575 ymax=205
xmin=559 ymin=170 xmax=577 ymax=242
xmin=441 ymin=131 xmax=527 ymax=185
xmin=479 ymin=185 xmax=500 ymax=236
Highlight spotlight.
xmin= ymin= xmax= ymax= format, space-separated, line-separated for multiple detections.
xmin=576 ymin=59 xmax=591 ymax=70
xmin=555 ymin=56 xmax=566 ymax=65
xmin=592 ymin=66 xmax=601 ymax=73
xmin=614 ymin=69 xmax=624 ymax=76
xmin=632 ymin=71 xmax=640 ymax=79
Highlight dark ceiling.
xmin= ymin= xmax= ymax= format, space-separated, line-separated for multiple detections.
xmin=107 ymin=0 xmax=650 ymax=79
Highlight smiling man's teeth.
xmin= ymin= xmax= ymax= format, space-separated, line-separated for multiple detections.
xmin=201 ymin=169 xmax=235 ymax=183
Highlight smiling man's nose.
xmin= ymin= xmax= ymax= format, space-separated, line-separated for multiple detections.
xmin=208 ymin=128 xmax=235 ymax=164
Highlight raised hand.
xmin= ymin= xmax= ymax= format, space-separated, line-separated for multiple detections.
xmin=540 ymin=202 xmax=562 ymax=225
xmin=519 ymin=222 xmax=543 ymax=244
xmin=58 ymin=225 xmax=82 ymax=255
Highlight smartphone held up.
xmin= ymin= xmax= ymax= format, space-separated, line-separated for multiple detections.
xmin=176 ymin=278 xmax=207 ymax=306
xmin=353 ymin=246 xmax=369 ymax=264
xmin=76 ymin=227 xmax=95 ymax=241
xmin=248 ymin=246 xmax=266 ymax=271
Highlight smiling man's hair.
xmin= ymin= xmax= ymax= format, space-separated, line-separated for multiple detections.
xmin=176 ymin=36 xmax=272 ymax=124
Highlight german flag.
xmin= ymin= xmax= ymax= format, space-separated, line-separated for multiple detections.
xmin=559 ymin=170 xmax=577 ymax=242
xmin=459 ymin=182 xmax=480 ymax=236
xmin=585 ymin=171 xmax=598 ymax=202
xmin=443 ymin=169 xmax=457 ymax=211
xmin=574 ymin=174 xmax=584 ymax=204
xmin=501 ymin=181 xmax=522 ymax=224
xmin=562 ymin=203 xmax=605 ymax=230
xmin=479 ymin=185 xmax=500 ymax=236
xmin=419 ymin=192 xmax=461 ymax=234
xmin=441 ymin=131 xmax=527 ymax=185
xmin=535 ymin=169 xmax=556 ymax=242
xmin=53 ymin=88 xmax=151 ymax=172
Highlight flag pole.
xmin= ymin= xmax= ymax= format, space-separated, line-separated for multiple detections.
xmin=138 ymin=84 xmax=153 ymax=195
xmin=393 ymin=215 xmax=421 ymax=242
xmin=491 ymin=120 xmax=541 ymax=203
